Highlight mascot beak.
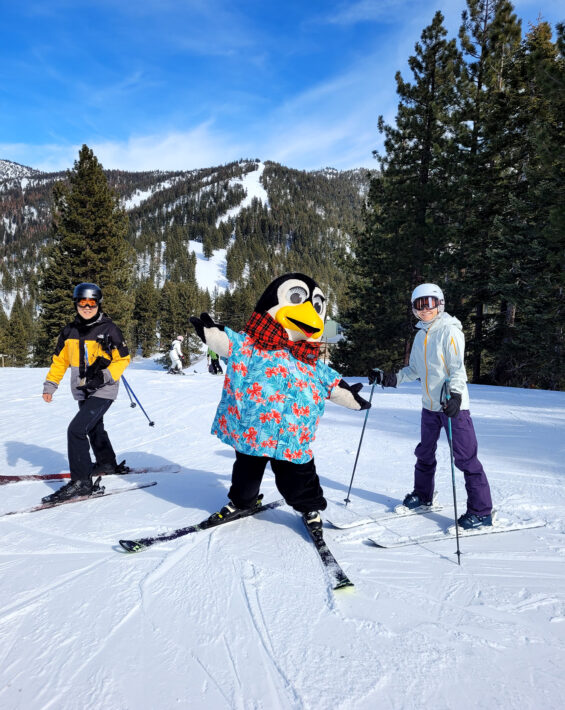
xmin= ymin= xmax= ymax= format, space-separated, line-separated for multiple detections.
xmin=275 ymin=301 xmax=324 ymax=340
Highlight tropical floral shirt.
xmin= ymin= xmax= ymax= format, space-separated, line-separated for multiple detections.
xmin=211 ymin=327 xmax=342 ymax=463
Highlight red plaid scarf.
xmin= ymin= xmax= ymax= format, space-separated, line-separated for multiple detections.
xmin=244 ymin=311 xmax=320 ymax=365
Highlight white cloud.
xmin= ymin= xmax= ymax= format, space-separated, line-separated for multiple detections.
xmin=91 ymin=122 xmax=247 ymax=171
xmin=326 ymin=0 xmax=420 ymax=25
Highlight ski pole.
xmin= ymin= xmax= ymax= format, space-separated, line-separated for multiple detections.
xmin=441 ymin=379 xmax=461 ymax=565
xmin=122 ymin=376 xmax=155 ymax=426
xmin=344 ymin=378 xmax=378 ymax=506
xmin=124 ymin=380 xmax=136 ymax=408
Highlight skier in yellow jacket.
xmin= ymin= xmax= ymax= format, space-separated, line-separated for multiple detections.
xmin=42 ymin=283 xmax=130 ymax=502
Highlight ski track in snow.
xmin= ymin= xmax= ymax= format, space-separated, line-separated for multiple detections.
xmin=0 ymin=365 xmax=564 ymax=709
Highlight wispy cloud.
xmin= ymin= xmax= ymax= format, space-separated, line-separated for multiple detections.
xmin=91 ymin=122 xmax=247 ymax=171
xmin=3 ymin=1 xmax=563 ymax=175
xmin=325 ymin=0 xmax=420 ymax=25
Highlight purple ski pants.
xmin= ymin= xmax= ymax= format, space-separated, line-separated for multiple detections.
xmin=413 ymin=408 xmax=492 ymax=517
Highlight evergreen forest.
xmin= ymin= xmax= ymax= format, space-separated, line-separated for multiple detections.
xmin=334 ymin=3 xmax=564 ymax=390
xmin=0 ymin=1 xmax=563 ymax=390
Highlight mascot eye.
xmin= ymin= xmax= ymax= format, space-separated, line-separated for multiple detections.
xmin=287 ymin=286 xmax=308 ymax=304
xmin=312 ymin=295 xmax=324 ymax=314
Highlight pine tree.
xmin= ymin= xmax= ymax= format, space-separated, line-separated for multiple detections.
xmin=334 ymin=11 xmax=463 ymax=374
xmin=159 ymin=281 xmax=209 ymax=362
xmin=450 ymin=0 xmax=522 ymax=382
xmin=6 ymin=294 xmax=32 ymax=366
xmin=35 ymin=145 xmax=135 ymax=365
xmin=133 ymin=278 xmax=160 ymax=357
xmin=0 ymin=302 xmax=11 ymax=365
xmin=490 ymin=21 xmax=564 ymax=388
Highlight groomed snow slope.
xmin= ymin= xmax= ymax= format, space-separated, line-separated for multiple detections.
xmin=0 ymin=362 xmax=563 ymax=710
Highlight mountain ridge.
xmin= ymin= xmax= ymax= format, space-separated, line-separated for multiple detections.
xmin=1 ymin=158 xmax=371 ymax=315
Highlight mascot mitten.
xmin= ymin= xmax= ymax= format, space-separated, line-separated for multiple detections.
xmin=190 ymin=273 xmax=370 ymax=529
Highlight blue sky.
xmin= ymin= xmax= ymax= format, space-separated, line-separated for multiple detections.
xmin=1 ymin=0 xmax=561 ymax=173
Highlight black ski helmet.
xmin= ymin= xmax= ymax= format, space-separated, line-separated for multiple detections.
xmin=73 ymin=282 xmax=102 ymax=303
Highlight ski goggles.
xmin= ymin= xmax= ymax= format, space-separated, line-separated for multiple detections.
xmin=76 ymin=298 xmax=99 ymax=308
xmin=413 ymin=296 xmax=440 ymax=311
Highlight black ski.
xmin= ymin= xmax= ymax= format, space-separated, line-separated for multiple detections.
xmin=0 ymin=464 xmax=180 ymax=486
xmin=1 ymin=481 xmax=157 ymax=517
xmin=119 ymin=498 xmax=285 ymax=552
xmin=302 ymin=515 xmax=354 ymax=591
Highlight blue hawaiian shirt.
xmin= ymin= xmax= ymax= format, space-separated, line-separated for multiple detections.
xmin=211 ymin=327 xmax=342 ymax=463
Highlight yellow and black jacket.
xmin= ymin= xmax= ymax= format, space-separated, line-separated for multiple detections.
xmin=43 ymin=313 xmax=130 ymax=401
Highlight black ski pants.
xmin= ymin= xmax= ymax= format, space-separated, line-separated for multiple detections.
xmin=68 ymin=397 xmax=116 ymax=481
xmin=210 ymin=358 xmax=223 ymax=374
xmin=228 ymin=451 xmax=327 ymax=513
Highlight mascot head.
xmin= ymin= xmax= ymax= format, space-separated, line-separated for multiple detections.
xmin=254 ymin=273 xmax=326 ymax=342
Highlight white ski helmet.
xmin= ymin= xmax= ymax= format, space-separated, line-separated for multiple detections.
xmin=176 ymin=335 xmax=184 ymax=341
xmin=411 ymin=283 xmax=445 ymax=320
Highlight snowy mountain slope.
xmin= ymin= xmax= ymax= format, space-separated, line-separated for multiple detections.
xmin=0 ymin=158 xmax=41 ymax=181
xmin=0 ymin=364 xmax=563 ymax=709
xmin=215 ymin=161 xmax=269 ymax=226
xmin=189 ymin=239 xmax=229 ymax=294
xmin=1 ymin=159 xmax=366 ymax=310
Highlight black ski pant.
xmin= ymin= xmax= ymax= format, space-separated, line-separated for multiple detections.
xmin=68 ymin=397 xmax=116 ymax=482
xmin=228 ymin=451 xmax=327 ymax=513
xmin=211 ymin=358 xmax=223 ymax=374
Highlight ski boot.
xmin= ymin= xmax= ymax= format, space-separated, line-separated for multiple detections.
xmin=92 ymin=459 xmax=129 ymax=476
xmin=401 ymin=491 xmax=433 ymax=510
xmin=206 ymin=494 xmax=264 ymax=524
xmin=42 ymin=476 xmax=102 ymax=504
xmin=303 ymin=511 xmax=323 ymax=533
xmin=457 ymin=512 xmax=494 ymax=530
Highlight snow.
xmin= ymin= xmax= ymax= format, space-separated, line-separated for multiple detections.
xmin=2 ymin=216 xmax=16 ymax=236
xmin=0 ymin=362 xmax=564 ymax=710
xmin=216 ymin=162 xmax=269 ymax=226
xmin=121 ymin=177 xmax=185 ymax=210
xmin=189 ymin=239 xmax=229 ymax=294
xmin=0 ymin=158 xmax=40 ymax=182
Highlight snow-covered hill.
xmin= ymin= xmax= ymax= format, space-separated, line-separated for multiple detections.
xmin=0 ymin=158 xmax=41 ymax=181
xmin=0 ymin=364 xmax=563 ymax=709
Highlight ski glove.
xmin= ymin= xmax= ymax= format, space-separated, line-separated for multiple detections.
xmin=78 ymin=356 xmax=110 ymax=394
xmin=337 ymin=380 xmax=371 ymax=410
xmin=442 ymin=392 xmax=462 ymax=418
xmin=189 ymin=313 xmax=225 ymax=343
xmin=368 ymin=369 xmax=397 ymax=388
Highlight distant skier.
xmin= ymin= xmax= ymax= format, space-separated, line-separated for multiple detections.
xmin=169 ymin=335 xmax=185 ymax=374
xmin=41 ymin=283 xmax=130 ymax=502
xmin=368 ymin=283 xmax=493 ymax=530
xmin=207 ymin=347 xmax=223 ymax=375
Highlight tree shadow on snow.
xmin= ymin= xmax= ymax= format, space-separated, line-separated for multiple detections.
xmin=4 ymin=441 xmax=67 ymax=476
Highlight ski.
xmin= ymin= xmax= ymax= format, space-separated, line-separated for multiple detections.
xmin=1 ymin=481 xmax=157 ymax=517
xmin=302 ymin=516 xmax=354 ymax=591
xmin=367 ymin=520 xmax=546 ymax=549
xmin=119 ymin=498 xmax=285 ymax=553
xmin=327 ymin=502 xmax=443 ymax=530
xmin=0 ymin=464 xmax=180 ymax=486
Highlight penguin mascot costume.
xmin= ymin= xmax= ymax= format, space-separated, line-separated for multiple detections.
xmin=190 ymin=272 xmax=370 ymax=530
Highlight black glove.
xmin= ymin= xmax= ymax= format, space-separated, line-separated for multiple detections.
xmin=442 ymin=392 xmax=462 ymax=418
xmin=78 ymin=356 xmax=110 ymax=394
xmin=189 ymin=313 xmax=225 ymax=343
xmin=338 ymin=380 xmax=371 ymax=410
xmin=368 ymin=369 xmax=397 ymax=388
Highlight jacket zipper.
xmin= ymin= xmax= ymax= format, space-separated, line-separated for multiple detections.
xmin=423 ymin=331 xmax=433 ymax=409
